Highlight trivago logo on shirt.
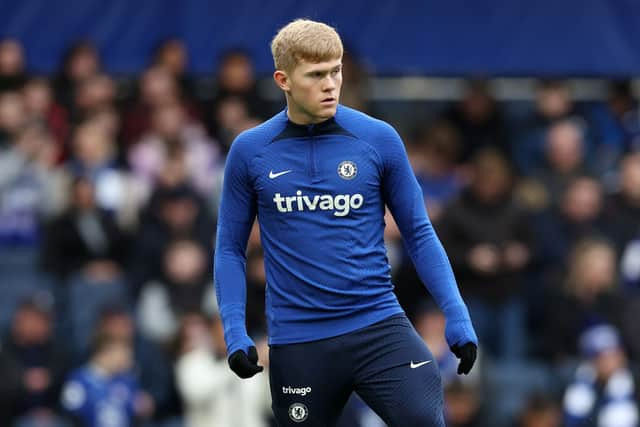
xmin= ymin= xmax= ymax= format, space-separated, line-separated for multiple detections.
xmin=273 ymin=190 xmax=364 ymax=217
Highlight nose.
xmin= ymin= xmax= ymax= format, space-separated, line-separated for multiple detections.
xmin=322 ymin=75 xmax=336 ymax=92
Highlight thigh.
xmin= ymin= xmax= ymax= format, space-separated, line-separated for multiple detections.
xmin=352 ymin=315 xmax=445 ymax=427
xmin=269 ymin=337 xmax=352 ymax=427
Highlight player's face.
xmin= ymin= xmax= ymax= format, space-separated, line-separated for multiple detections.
xmin=283 ymin=58 xmax=342 ymax=124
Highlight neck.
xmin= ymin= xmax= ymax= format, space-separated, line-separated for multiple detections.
xmin=285 ymin=97 xmax=334 ymax=125
xmin=287 ymin=110 xmax=312 ymax=125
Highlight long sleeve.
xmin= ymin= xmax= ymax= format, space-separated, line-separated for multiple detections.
xmin=378 ymin=123 xmax=477 ymax=347
xmin=213 ymin=136 xmax=257 ymax=356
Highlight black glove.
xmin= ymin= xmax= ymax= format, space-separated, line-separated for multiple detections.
xmin=228 ymin=346 xmax=264 ymax=379
xmin=451 ymin=342 xmax=477 ymax=375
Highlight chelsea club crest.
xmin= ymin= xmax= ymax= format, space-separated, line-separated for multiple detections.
xmin=337 ymin=160 xmax=357 ymax=180
xmin=288 ymin=402 xmax=309 ymax=422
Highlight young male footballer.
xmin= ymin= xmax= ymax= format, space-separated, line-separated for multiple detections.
xmin=214 ymin=18 xmax=478 ymax=426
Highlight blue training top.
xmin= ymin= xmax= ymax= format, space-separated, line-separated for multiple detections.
xmin=61 ymin=366 xmax=138 ymax=427
xmin=214 ymin=105 xmax=474 ymax=353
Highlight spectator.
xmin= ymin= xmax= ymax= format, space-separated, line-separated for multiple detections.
xmin=67 ymin=120 xmax=118 ymax=181
xmin=414 ymin=120 xmax=464 ymax=221
xmin=128 ymin=101 xmax=222 ymax=199
xmin=71 ymin=73 xmax=116 ymax=125
xmin=88 ymin=105 xmax=121 ymax=142
xmin=443 ymin=79 xmax=510 ymax=162
xmin=438 ymin=149 xmax=533 ymax=361
xmin=604 ymin=153 xmax=640 ymax=250
xmin=42 ymin=177 xmax=127 ymax=280
xmin=533 ymin=176 xmax=610 ymax=281
xmin=532 ymin=119 xmax=592 ymax=209
xmin=122 ymin=66 xmax=200 ymax=146
xmin=61 ymin=334 xmax=150 ymax=427
xmin=3 ymin=296 xmax=69 ymax=426
xmin=174 ymin=313 xmax=271 ymax=427
xmin=605 ymin=80 xmax=637 ymax=147
xmin=444 ymin=381 xmax=483 ymax=427
xmin=212 ymin=49 xmax=271 ymax=119
xmin=0 ymin=90 xmax=28 ymax=147
xmin=67 ymin=118 xmax=143 ymax=226
xmin=541 ymin=239 xmax=623 ymax=362
xmin=211 ymin=95 xmax=261 ymax=150
xmin=53 ymin=40 xmax=101 ymax=114
xmin=129 ymin=184 xmax=215 ymax=294
xmin=93 ymin=306 xmax=175 ymax=422
xmin=137 ymin=239 xmax=216 ymax=344
xmin=516 ymin=394 xmax=561 ymax=427
xmin=563 ymin=325 xmax=638 ymax=427
xmin=152 ymin=38 xmax=195 ymax=102
xmin=205 ymin=49 xmax=270 ymax=148
xmin=586 ymin=80 xmax=636 ymax=174
xmin=0 ymin=38 xmax=28 ymax=93
xmin=0 ymin=122 xmax=66 ymax=255
xmin=22 ymin=77 xmax=69 ymax=161
xmin=514 ymin=79 xmax=589 ymax=175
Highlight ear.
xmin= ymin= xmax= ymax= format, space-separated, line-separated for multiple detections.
xmin=273 ymin=70 xmax=290 ymax=92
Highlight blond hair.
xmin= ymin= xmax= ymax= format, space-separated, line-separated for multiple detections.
xmin=565 ymin=238 xmax=616 ymax=296
xmin=271 ymin=19 xmax=343 ymax=72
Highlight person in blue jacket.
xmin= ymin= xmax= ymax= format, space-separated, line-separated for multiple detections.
xmin=60 ymin=334 xmax=149 ymax=427
xmin=214 ymin=18 xmax=478 ymax=427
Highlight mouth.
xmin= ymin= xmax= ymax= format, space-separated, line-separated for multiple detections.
xmin=320 ymin=97 xmax=336 ymax=105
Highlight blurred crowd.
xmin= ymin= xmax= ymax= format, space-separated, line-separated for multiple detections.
xmin=0 ymin=36 xmax=639 ymax=427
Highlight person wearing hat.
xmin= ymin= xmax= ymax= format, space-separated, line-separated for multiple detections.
xmin=563 ymin=324 xmax=638 ymax=427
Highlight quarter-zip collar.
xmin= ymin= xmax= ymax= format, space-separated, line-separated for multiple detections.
xmin=272 ymin=106 xmax=355 ymax=142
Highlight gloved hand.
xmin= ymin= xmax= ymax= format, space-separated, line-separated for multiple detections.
xmin=451 ymin=342 xmax=477 ymax=375
xmin=228 ymin=346 xmax=264 ymax=379
xmin=220 ymin=309 xmax=261 ymax=379
xmin=444 ymin=314 xmax=478 ymax=375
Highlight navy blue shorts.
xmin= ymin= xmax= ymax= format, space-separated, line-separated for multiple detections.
xmin=269 ymin=314 xmax=445 ymax=426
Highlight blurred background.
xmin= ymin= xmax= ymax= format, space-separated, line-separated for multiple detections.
xmin=0 ymin=1 xmax=640 ymax=426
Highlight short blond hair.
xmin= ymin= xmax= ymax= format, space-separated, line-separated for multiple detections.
xmin=271 ymin=19 xmax=343 ymax=72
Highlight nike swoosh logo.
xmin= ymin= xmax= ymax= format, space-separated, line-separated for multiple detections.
xmin=269 ymin=170 xmax=293 ymax=179
xmin=410 ymin=360 xmax=432 ymax=369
